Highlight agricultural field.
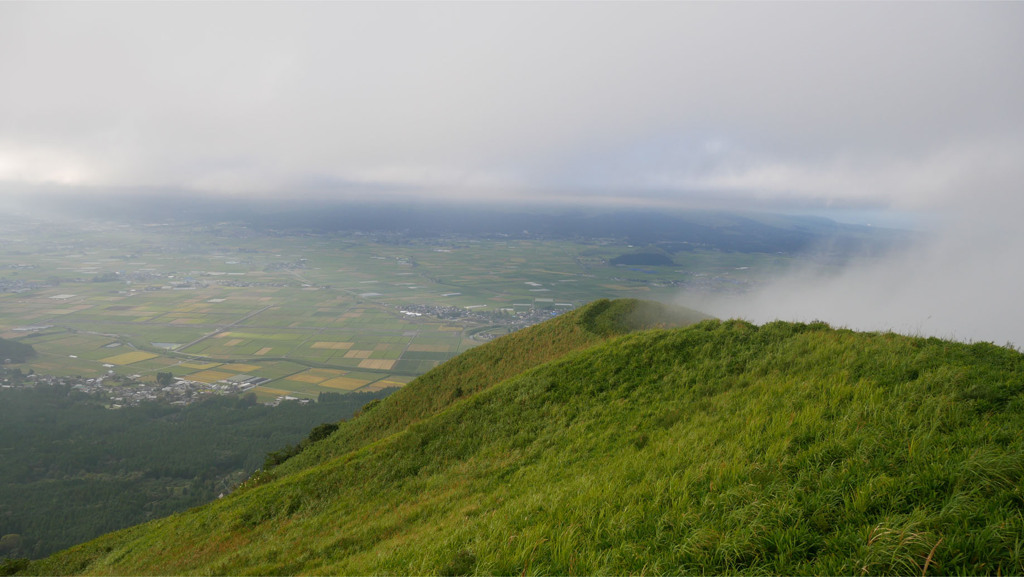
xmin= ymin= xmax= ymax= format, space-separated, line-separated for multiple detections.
xmin=0 ymin=215 xmax=791 ymax=400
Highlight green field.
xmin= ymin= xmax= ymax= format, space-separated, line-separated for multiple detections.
xmin=0 ymin=218 xmax=791 ymax=398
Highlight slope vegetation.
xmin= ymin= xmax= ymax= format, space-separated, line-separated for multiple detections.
xmin=23 ymin=306 xmax=1024 ymax=576
xmin=270 ymin=298 xmax=710 ymax=476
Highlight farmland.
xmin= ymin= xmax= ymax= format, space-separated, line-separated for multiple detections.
xmin=0 ymin=213 xmax=794 ymax=401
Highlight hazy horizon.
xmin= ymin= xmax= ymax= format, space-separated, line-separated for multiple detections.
xmin=2 ymin=2 xmax=1023 ymax=345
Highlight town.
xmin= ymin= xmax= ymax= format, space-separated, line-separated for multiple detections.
xmin=0 ymin=366 xmax=311 ymax=408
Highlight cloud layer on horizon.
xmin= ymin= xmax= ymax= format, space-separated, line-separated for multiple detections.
xmin=3 ymin=2 xmax=1024 ymax=345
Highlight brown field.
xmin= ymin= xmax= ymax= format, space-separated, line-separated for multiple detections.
xmin=254 ymin=347 xmax=273 ymax=355
xmin=312 ymin=341 xmax=354 ymax=350
xmin=224 ymin=339 xmax=244 ymax=346
xmin=344 ymin=350 xmax=372 ymax=359
xmin=358 ymin=359 xmax=395 ymax=370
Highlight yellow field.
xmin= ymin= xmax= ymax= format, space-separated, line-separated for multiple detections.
xmin=254 ymin=347 xmax=272 ymax=355
xmin=101 ymin=351 xmax=161 ymax=365
xmin=312 ymin=341 xmax=354 ymax=350
xmin=188 ymin=370 xmax=236 ymax=383
xmin=320 ymin=376 xmax=370 ymax=390
xmin=224 ymin=339 xmax=244 ymax=346
xmin=344 ymin=350 xmax=372 ymax=359
xmin=181 ymin=362 xmax=221 ymax=370
xmin=221 ymin=363 xmax=261 ymax=372
xmin=358 ymin=359 xmax=395 ymax=370
xmin=407 ymin=344 xmax=451 ymax=353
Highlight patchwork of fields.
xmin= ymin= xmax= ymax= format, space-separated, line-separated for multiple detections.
xmin=0 ymin=219 xmax=788 ymax=400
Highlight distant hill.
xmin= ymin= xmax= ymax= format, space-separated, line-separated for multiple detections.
xmin=0 ymin=337 xmax=35 ymax=364
xmin=22 ymin=300 xmax=1024 ymax=576
xmin=31 ymin=193 xmax=910 ymax=256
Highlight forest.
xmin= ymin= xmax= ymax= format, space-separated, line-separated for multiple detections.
xmin=0 ymin=385 xmax=391 ymax=559
xmin=0 ymin=338 xmax=35 ymax=364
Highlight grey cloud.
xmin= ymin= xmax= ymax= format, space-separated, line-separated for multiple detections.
xmin=2 ymin=2 xmax=1021 ymax=201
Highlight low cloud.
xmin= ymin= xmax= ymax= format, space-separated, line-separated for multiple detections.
xmin=689 ymin=175 xmax=1024 ymax=346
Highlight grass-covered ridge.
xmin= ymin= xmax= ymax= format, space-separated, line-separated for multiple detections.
xmin=269 ymin=298 xmax=710 ymax=476
xmin=24 ymin=308 xmax=1024 ymax=575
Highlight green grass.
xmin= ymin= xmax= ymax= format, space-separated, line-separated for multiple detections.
xmin=26 ymin=304 xmax=1024 ymax=575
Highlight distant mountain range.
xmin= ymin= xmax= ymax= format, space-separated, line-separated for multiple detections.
xmin=21 ymin=299 xmax=1024 ymax=575
xmin=25 ymin=193 xmax=910 ymax=256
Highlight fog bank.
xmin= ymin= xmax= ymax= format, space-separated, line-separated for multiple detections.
xmin=693 ymin=208 xmax=1024 ymax=346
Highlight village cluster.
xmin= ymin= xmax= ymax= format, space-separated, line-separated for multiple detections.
xmin=0 ymin=369 xmax=304 ymax=408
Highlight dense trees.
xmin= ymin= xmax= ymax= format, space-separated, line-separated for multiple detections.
xmin=0 ymin=338 xmax=35 ymax=364
xmin=0 ymin=386 xmax=393 ymax=559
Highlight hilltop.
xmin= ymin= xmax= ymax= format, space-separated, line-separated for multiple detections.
xmin=19 ymin=300 xmax=1024 ymax=575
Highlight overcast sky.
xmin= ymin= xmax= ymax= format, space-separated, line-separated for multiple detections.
xmin=3 ymin=2 xmax=1024 ymax=344
xmin=2 ymin=2 xmax=1022 ymax=211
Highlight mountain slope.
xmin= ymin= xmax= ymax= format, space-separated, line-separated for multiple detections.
xmin=24 ymin=310 xmax=1024 ymax=575
xmin=270 ymin=298 xmax=711 ymax=476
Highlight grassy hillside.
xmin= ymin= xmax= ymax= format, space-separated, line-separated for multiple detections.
xmin=269 ymin=298 xmax=711 ymax=477
xmin=22 ymin=305 xmax=1024 ymax=575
